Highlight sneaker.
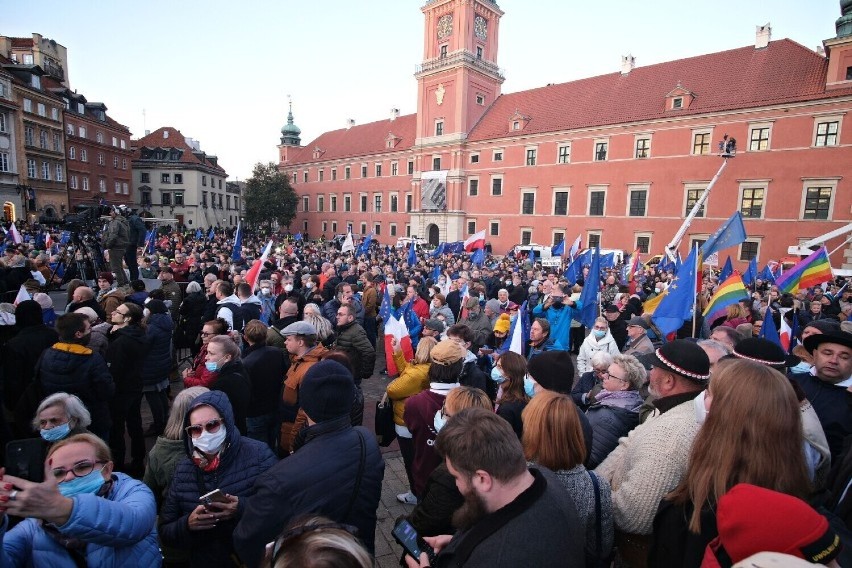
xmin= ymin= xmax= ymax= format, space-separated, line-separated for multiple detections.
xmin=396 ymin=491 xmax=418 ymax=505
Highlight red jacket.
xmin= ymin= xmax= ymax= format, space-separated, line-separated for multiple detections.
xmin=183 ymin=343 xmax=218 ymax=388
xmin=404 ymin=389 xmax=446 ymax=497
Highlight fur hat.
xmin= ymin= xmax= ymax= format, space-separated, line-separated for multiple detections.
xmin=300 ymin=360 xmax=355 ymax=423
xmin=648 ymin=339 xmax=710 ymax=382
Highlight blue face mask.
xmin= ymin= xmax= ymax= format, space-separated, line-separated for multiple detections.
xmin=58 ymin=468 xmax=107 ymax=498
xmin=524 ymin=375 xmax=537 ymax=398
xmin=593 ymin=330 xmax=606 ymax=339
xmin=40 ymin=422 xmax=71 ymax=442
xmin=205 ymin=361 xmax=219 ymax=372
xmin=490 ymin=367 xmax=506 ymax=384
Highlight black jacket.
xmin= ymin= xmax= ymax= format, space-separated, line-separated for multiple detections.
xmin=408 ymin=463 xmax=464 ymax=537
xmin=585 ymin=402 xmax=641 ymax=469
xmin=211 ymin=359 xmax=251 ymax=435
xmin=459 ymin=360 xmax=489 ymax=393
xmin=177 ymin=291 xmax=206 ymax=348
xmin=242 ymin=345 xmax=289 ymax=417
xmin=140 ymin=313 xmax=173 ymax=385
xmin=2 ymin=324 xmax=58 ymax=408
xmin=233 ymin=416 xmax=384 ymax=567
xmin=105 ymin=325 xmax=151 ymax=395
xmin=571 ymin=370 xmax=600 ymax=410
xmin=496 ymin=399 xmax=527 ymax=439
xmin=790 ymin=371 xmax=852 ymax=460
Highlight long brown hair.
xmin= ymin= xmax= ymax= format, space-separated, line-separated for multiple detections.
xmin=668 ymin=359 xmax=811 ymax=532
xmin=496 ymin=351 xmax=528 ymax=405
xmin=522 ymin=390 xmax=587 ymax=470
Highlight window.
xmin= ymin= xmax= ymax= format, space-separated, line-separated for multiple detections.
xmin=66 ymin=123 xmax=74 ymax=135
xmin=82 ymin=177 xmax=89 ymax=191
xmin=493 ymin=149 xmax=503 ymax=161
xmin=319 ymin=169 xmax=324 ymax=182
xmin=468 ymin=220 xmax=476 ymax=234
xmin=27 ymin=159 xmax=36 ymax=177
xmin=51 ymin=107 xmax=58 ymax=120
xmin=432 ymin=157 xmax=441 ymax=171
xmin=692 ymin=131 xmax=711 ymax=155
xmin=140 ymin=172 xmax=150 ymax=183
xmin=520 ymin=230 xmax=532 ymax=246
xmin=120 ymin=139 xmax=126 ymax=150
xmin=80 ymin=149 xmax=87 ymax=162
xmin=79 ymin=126 xmax=86 ymax=138
xmin=360 ymin=195 xmax=367 ymax=212
xmin=374 ymin=195 xmax=382 ymax=213
xmin=512 ymin=121 xmax=520 ymax=131
xmin=37 ymin=103 xmax=46 ymax=117
xmin=406 ymin=194 xmax=413 ymax=212
xmin=490 ymin=221 xmax=500 ymax=236
xmin=361 ymin=165 xmax=368 ymax=178
xmin=202 ymin=192 xmax=208 ymax=206
xmin=174 ymin=192 xmax=184 ymax=205
xmin=31 ymin=75 xmax=40 ymax=89
xmin=360 ymin=222 xmax=367 ymax=235
xmin=588 ymin=233 xmax=601 ymax=249
xmin=375 ymin=164 xmax=382 ymax=177
xmin=344 ymin=195 xmax=351 ymax=212
xmin=391 ymin=162 xmax=398 ymax=176
xmin=24 ymin=126 xmax=34 ymax=146
xmin=317 ymin=196 xmax=324 ymax=212
xmin=96 ymin=132 xmax=103 ymax=144
xmin=435 ymin=121 xmax=444 ymax=136
xmin=374 ymin=223 xmax=381 ymax=236
xmin=672 ymin=97 xmax=683 ymax=109
xmin=390 ymin=194 xmax=398 ymax=212
xmin=521 ymin=192 xmax=535 ymax=215
xmin=53 ymin=132 xmax=61 ymax=151
xmin=99 ymin=179 xmax=107 ymax=193
xmin=303 ymin=171 xmax=308 ymax=183
xmin=69 ymin=175 xmax=77 ymax=189
xmin=122 ymin=159 xmax=127 ymax=170
xmin=226 ymin=195 xmax=231 ymax=210
xmin=589 ymin=189 xmax=606 ymax=216
xmin=23 ymin=99 xmax=32 ymax=112
xmin=112 ymin=136 xmax=118 ymax=147
xmin=491 ymin=176 xmax=503 ymax=196
xmin=594 ymin=141 xmax=608 ymax=161
xmin=218 ymin=194 xmax=223 ymax=209
xmin=174 ymin=173 xmax=182 ymax=183
xmin=113 ymin=156 xmax=119 ymax=168
xmin=553 ymin=232 xmax=565 ymax=247
xmin=332 ymin=222 xmax=338 ymax=233
xmin=162 ymin=192 xmax=171 ymax=205
xmin=557 ymin=144 xmax=571 ymax=164
xmin=0 ymin=113 xmax=6 ymax=132
xmin=553 ymin=191 xmax=568 ymax=215
xmin=470 ymin=153 xmax=479 ymax=164
xmin=302 ymin=196 xmax=309 ymax=212
xmin=476 ymin=46 xmax=483 ymax=59
xmin=739 ymin=186 xmax=765 ymax=218
xmin=202 ymin=175 xmax=207 ymax=187
xmin=635 ymin=137 xmax=650 ymax=159
xmin=803 ymin=186 xmax=833 ymax=220
xmin=41 ymin=161 xmax=50 ymax=180
xmin=345 ymin=166 xmax=351 ymax=180
xmin=331 ymin=168 xmax=337 ymax=181
xmin=814 ymin=120 xmax=839 ymax=147
xmin=69 ymin=147 xmax=76 ymax=160
xmin=684 ymin=185 xmax=707 ymax=217
xmin=636 ymin=235 xmax=651 ymax=254
xmin=628 ymin=188 xmax=648 ymax=216
xmin=97 ymin=153 xmax=105 ymax=166
xmin=476 ymin=94 xmax=485 ymax=105
xmin=161 ymin=173 xmax=171 ymax=183
xmin=322 ymin=222 xmax=328 ymax=233
xmin=748 ymin=126 xmax=770 ymax=151
xmin=739 ymin=241 xmax=759 ymax=262
xmin=115 ymin=181 xmax=121 ymax=194
xmin=39 ymin=130 xmax=48 ymax=149
xmin=406 ymin=224 xmax=411 ymax=237
xmin=0 ymin=152 xmax=8 ymax=172
xmin=440 ymin=45 xmax=448 ymax=58
xmin=390 ymin=224 xmax=397 ymax=237
xmin=55 ymin=164 xmax=63 ymax=182
xmin=407 ymin=160 xmax=414 ymax=175
xmin=526 ymin=148 xmax=537 ymax=166
xmin=468 ymin=178 xmax=479 ymax=196
xmin=330 ymin=195 xmax=337 ymax=212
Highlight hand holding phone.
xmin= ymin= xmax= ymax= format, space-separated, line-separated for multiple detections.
xmin=199 ymin=488 xmax=230 ymax=505
xmin=393 ymin=519 xmax=437 ymax=564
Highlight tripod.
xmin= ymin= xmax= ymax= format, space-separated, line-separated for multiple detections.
xmin=47 ymin=232 xmax=105 ymax=287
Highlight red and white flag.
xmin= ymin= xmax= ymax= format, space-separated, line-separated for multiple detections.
xmin=13 ymin=285 xmax=31 ymax=305
xmin=779 ymin=307 xmax=794 ymax=352
xmin=44 ymin=232 xmax=53 ymax=250
xmin=245 ymin=240 xmax=273 ymax=292
xmin=9 ymin=223 xmax=22 ymax=244
xmin=384 ymin=314 xmax=414 ymax=376
xmin=463 ymin=230 xmax=485 ymax=252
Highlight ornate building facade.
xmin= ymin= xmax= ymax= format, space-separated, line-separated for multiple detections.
xmin=281 ymin=0 xmax=852 ymax=269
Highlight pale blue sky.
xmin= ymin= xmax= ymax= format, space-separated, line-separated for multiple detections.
xmin=2 ymin=0 xmax=842 ymax=180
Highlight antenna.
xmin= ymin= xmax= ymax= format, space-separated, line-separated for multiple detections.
xmin=142 ymin=108 xmax=147 ymax=132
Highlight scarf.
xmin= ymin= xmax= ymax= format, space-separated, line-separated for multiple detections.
xmin=594 ymin=389 xmax=643 ymax=410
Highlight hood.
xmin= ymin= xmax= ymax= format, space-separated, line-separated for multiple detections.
xmin=114 ymin=325 xmax=150 ymax=346
xmin=217 ymin=294 xmax=241 ymax=306
xmin=15 ymin=300 xmax=43 ymax=328
xmin=146 ymin=312 xmax=174 ymax=334
xmin=241 ymin=295 xmax=262 ymax=307
xmin=47 ymin=343 xmax=95 ymax=374
xmin=183 ymin=390 xmax=239 ymax=459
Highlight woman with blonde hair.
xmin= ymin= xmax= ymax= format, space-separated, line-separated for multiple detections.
xmin=267 ymin=515 xmax=373 ymax=568
xmin=523 ymin=390 xmax=613 ymax=566
xmin=650 ymin=359 xmax=812 ymax=567
xmin=302 ymin=302 xmax=335 ymax=347
xmin=387 ymin=336 xmax=437 ymax=505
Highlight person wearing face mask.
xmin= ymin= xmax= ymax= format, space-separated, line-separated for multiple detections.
xmin=0 ymin=433 xmax=161 ymax=566
xmin=37 ymin=313 xmax=115 ymax=442
xmin=493 ymin=351 xmax=529 ymax=439
xmin=256 ymin=279 xmax=277 ymax=325
xmin=577 ymin=317 xmax=620 ymax=375
xmin=429 ymin=293 xmax=455 ymax=327
xmin=531 ymin=283 xmax=583 ymax=351
xmin=32 ymin=392 xmax=92 ymax=444
xmin=205 ymin=336 xmax=251 ymax=435
xmin=159 ymin=390 xmax=276 ymax=568
xmin=459 ymin=297 xmax=492 ymax=352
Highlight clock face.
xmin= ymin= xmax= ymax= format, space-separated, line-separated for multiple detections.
xmin=437 ymin=14 xmax=453 ymax=39
xmin=474 ymin=16 xmax=487 ymax=40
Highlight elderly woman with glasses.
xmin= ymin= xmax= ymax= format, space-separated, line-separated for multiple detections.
xmin=159 ymin=390 xmax=276 ymax=568
xmin=0 ymin=433 xmax=161 ymax=567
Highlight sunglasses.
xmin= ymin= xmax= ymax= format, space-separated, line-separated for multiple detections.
xmin=51 ymin=460 xmax=106 ymax=481
xmin=185 ymin=418 xmax=223 ymax=437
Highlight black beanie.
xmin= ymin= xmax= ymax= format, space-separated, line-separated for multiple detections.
xmin=15 ymin=300 xmax=44 ymax=328
xmin=527 ymin=351 xmax=575 ymax=394
xmin=300 ymin=360 xmax=355 ymax=423
xmin=145 ymin=299 xmax=169 ymax=315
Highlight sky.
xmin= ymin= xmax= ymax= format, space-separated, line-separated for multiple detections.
xmin=3 ymin=0 xmax=843 ymax=181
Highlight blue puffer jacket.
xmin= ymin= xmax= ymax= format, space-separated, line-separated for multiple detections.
xmin=0 ymin=472 xmax=161 ymax=567
xmin=141 ymin=313 xmax=174 ymax=386
xmin=585 ymin=396 xmax=642 ymax=469
xmin=158 ymin=390 xmax=277 ymax=568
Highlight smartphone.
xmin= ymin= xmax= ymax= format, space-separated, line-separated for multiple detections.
xmin=5 ymin=439 xmax=45 ymax=483
xmin=392 ymin=519 xmax=437 ymax=564
xmin=199 ymin=488 xmax=230 ymax=505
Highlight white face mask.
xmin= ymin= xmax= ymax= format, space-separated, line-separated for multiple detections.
xmin=193 ymin=425 xmax=227 ymax=454
xmin=284 ymin=284 xmax=294 ymax=292
xmin=433 ymin=409 xmax=447 ymax=433
xmin=693 ymin=391 xmax=708 ymax=425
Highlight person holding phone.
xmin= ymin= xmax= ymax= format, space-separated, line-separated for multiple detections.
xmin=0 ymin=433 xmax=160 ymax=567
xmin=158 ymin=390 xmax=277 ymax=568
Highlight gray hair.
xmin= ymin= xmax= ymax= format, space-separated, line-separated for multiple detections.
xmin=32 ymin=392 xmax=92 ymax=432
xmin=590 ymin=350 xmax=614 ymax=371
xmin=163 ymin=386 xmax=209 ymax=440
xmin=698 ymin=338 xmax=733 ymax=359
xmin=186 ymin=281 xmax=202 ymax=294
xmin=611 ymin=354 xmax=648 ymax=390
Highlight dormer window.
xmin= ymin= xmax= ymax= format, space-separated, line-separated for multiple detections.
xmin=77 ymin=102 xmax=84 ymax=114
xmin=31 ymin=75 xmax=41 ymax=89
xmin=512 ymin=121 xmax=520 ymax=130
xmin=666 ymin=83 xmax=695 ymax=111
xmin=672 ymin=97 xmax=683 ymax=109
xmin=509 ymin=111 xmax=531 ymax=132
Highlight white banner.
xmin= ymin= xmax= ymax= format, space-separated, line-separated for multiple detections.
xmin=541 ymin=258 xmax=563 ymax=267
xmin=703 ymin=251 xmax=719 ymax=266
xmin=421 ymin=170 xmax=448 ymax=211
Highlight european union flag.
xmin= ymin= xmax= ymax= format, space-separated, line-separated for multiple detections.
xmin=207 ymin=227 xmax=215 ymax=240
xmin=195 ymin=229 xmax=203 ymax=240
xmin=551 ymin=238 xmax=565 ymax=256
xmin=431 ymin=243 xmax=445 ymax=258
xmin=700 ymin=212 xmax=747 ymax=258
xmin=578 ymin=246 xmax=601 ymax=328
xmin=759 ymin=307 xmax=781 ymax=347
xmin=431 ymin=264 xmax=442 ymax=281
xmin=231 ymin=222 xmax=242 ymax=261
xmin=742 ymin=257 xmax=758 ymax=286
xmin=60 ymin=231 xmax=71 ymax=245
xmin=652 ymin=246 xmax=699 ymax=336
xmin=600 ymin=253 xmax=616 ymax=270
xmin=378 ymin=284 xmax=392 ymax=322
xmin=718 ymin=256 xmax=734 ymax=282
xmin=357 ymin=233 xmax=373 ymax=257
xmin=408 ymin=241 xmax=417 ymax=266
xmin=471 ymin=247 xmax=485 ymax=267
xmin=759 ymin=263 xmax=777 ymax=283
xmin=564 ymin=249 xmax=591 ymax=284
xmin=294 ymin=232 xmax=303 ymax=242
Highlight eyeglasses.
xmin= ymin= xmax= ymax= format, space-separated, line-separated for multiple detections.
xmin=602 ymin=370 xmax=628 ymax=382
xmin=185 ymin=418 xmax=223 ymax=437
xmin=51 ymin=460 xmax=106 ymax=481
xmin=200 ymin=331 xmax=216 ymax=337
xmin=113 ymin=309 xmax=128 ymax=316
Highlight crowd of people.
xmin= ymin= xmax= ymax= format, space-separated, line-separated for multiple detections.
xmin=0 ymin=215 xmax=850 ymax=567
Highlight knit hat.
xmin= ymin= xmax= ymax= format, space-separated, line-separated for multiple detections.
xmin=430 ymin=339 xmax=466 ymax=366
xmin=14 ymin=300 xmax=43 ymax=328
xmin=98 ymin=271 xmax=114 ymax=284
xmin=424 ymin=319 xmax=445 ymax=333
xmin=604 ymin=305 xmax=620 ymax=314
xmin=804 ymin=331 xmax=852 ymax=354
xmin=299 ymin=360 xmax=355 ymax=423
xmin=704 ymin=483 xmax=842 ymax=565
xmin=648 ymin=339 xmax=710 ymax=382
xmin=485 ymin=299 xmax=501 ymax=314
xmin=32 ymin=292 xmax=53 ymax=310
xmin=733 ymin=337 xmax=786 ymax=368
xmin=494 ymin=313 xmax=511 ymax=334
xmin=527 ymin=351 xmax=575 ymax=394
xmin=145 ymin=299 xmax=169 ymax=315
xmin=73 ymin=306 xmax=100 ymax=323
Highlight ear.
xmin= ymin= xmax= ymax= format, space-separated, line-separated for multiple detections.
xmin=472 ymin=469 xmax=493 ymax=493
xmin=101 ymin=460 xmax=114 ymax=479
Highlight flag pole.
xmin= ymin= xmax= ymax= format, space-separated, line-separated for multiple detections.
xmin=692 ymin=243 xmax=699 ymax=338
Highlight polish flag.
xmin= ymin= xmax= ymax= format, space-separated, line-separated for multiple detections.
xmin=14 ymin=285 xmax=31 ymax=305
xmin=44 ymin=232 xmax=53 ymax=251
xmin=9 ymin=224 xmax=22 ymax=244
xmin=458 ymin=282 xmax=471 ymax=321
xmin=384 ymin=314 xmax=414 ymax=377
xmin=245 ymin=240 xmax=273 ymax=292
xmin=779 ymin=307 xmax=793 ymax=352
xmin=463 ymin=230 xmax=486 ymax=252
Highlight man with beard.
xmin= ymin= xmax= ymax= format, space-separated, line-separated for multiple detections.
xmin=405 ymin=407 xmax=584 ymax=567
xmin=593 ymin=339 xmax=709 ymax=566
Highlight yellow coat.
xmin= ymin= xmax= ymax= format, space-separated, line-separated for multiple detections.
xmin=386 ymin=351 xmax=430 ymax=426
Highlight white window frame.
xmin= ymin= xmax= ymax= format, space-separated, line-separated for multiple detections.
xmin=329 ymin=194 xmax=337 ymax=213
xmin=69 ymin=147 xmax=76 ymax=160
xmin=343 ymin=194 xmax=351 ymax=212
xmin=27 ymin=159 xmax=36 ymax=177
xmin=468 ymin=176 xmax=480 ymax=197
xmin=80 ymin=149 xmax=87 ymax=162
xmin=389 ymin=192 xmax=399 ymax=213
xmin=520 ymin=227 xmax=533 ymax=246
xmin=627 ymin=184 xmax=650 ymax=217
xmin=525 ymin=146 xmax=537 ymax=166
xmin=78 ymin=126 xmax=86 ymax=138
xmin=812 ymin=114 xmax=843 ymax=148
xmin=683 ymin=183 xmax=708 ymax=218
xmin=37 ymin=102 xmax=46 ymax=117
xmin=489 ymin=220 xmax=500 ymax=237
xmin=23 ymin=99 xmax=32 ymax=113
xmin=99 ymin=179 xmax=107 ymax=193
xmin=0 ymin=152 xmax=8 ymax=173
xmin=552 ymin=230 xmax=566 ymax=248
xmin=799 ymin=178 xmax=839 ymax=221
xmin=317 ymin=195 xmax=324 ymax=213
xmin=50 ymin=107 xmax=58 ymax=121
xmin=691 ymin=128 xmax=714 ymax=155
xmin=302 ymin=195 xmax=309 ymax=212
xmin=374 ymin=193 xmax=382 ymax=213
xmin=96 ymin=132 xmax=103 ymax=144
xmin=634 ymin=134 xmax=652 ymax=159
xmin=587 ymin=185 xmax=608 ymax=216
xmin=492 ymin=148 xmax=503 ymax=162
xmin=359 ymin=192 xmax=368 ymax=213
xmin=55 ymin=164 xmax=63 ymax=182
xmin=360 ymin=222 xmax=367 ymax=235
xmin=520 ymin=189 xmax=536 ymax=215
xmin=490 ymin=174 xmax=503 ymax=196
xmin=552 ymin=187 xmax=570 ymax=216
xmin=738 ymin=239 xmax=762 ymax=262
xmin=69 ymin=175 xmax=77 ymax=189
xmin=587 ymin=231 xmax=602 ymax=250
xmin=467 ymin=219 xmax=476 ymax=235
xmin=374 ymin=223 xmax=381 ymax=236
xmin=391 ymin=161 xmax=398 ymax=176
xmin=635 ymin=232 xmax=652 ymax=254
xmin=82 ymin=177 xmax=89 ymax=191
xmin=470 ymin=153 xmax=480 ymax=164
xmin=322 ymin=221 xmax=328 ymax=233
xmin=747 ymin=121 xmax=773 ymax=152
xmin=557 ymin=142 xmax=571 ymax=164
xmin=737 ymin=181 xmax=769 ymax=220
xmin=389 ymin=223 xmax=397 ymax=237
xmin=406 ymin=224 xmax=411 ymax=237
xmin=435 ymin=119 xmax=444 ymax=136
xmin=593 ymin=138 xmax=609 ymax=162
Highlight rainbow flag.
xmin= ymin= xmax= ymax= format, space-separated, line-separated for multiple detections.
xmin=702 ymin=274 xmax=749 ymax=325
xmin=775 ymin=246 xmax=833 ymax=295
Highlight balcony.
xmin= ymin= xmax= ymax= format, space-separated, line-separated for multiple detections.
xmin=415 ymin=50 xmax=504 ymax=80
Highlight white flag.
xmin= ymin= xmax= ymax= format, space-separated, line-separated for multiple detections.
xmin=341 ymin=231 xmax=355 ymax=253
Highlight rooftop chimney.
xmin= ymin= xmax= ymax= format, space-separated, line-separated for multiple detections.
xmin=144 ymin=129 xmax=150 ymax=136
xmin=756 ymin=23 xmax=771 ymax=49
xmin=346 ymin=118 xmax=355 ymax=129
xmin=390 ymin=108 xmax=400 ymax=121
xmin=163 ymin=130 xmax=169 ymax=139
xmin=816 ymin=45 xmax=826 ymax=57
xmin=620 ymin=54 xmax=635 ymax=75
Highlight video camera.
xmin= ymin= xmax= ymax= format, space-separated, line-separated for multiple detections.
xmin=39 ymin=204 xmax=110 ymax=233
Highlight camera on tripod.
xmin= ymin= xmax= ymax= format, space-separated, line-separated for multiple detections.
xmin=40 ymin=204 xmax=110 ymax=234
